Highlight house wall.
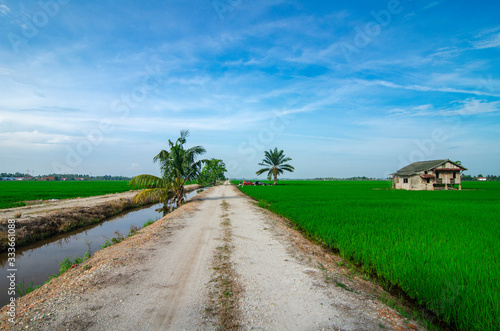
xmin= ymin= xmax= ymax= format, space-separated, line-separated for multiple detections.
xmin=392 ymin=175 xmax=411 ymax=190
xmin=434 ymin=161 xmax=462 ymax=187
xmin=409 ymin=175 xmax=421 ymax=190
xmin=393 ymin=175 xmax=435 ymax=190
xmin=415 ymin=170 xmax=435 ymax=191
xmin=393 ymin=175 xmax=421 ymax=190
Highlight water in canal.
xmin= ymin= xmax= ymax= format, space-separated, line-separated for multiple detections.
xmin=0 ymin=191 xmax=198 ymax=307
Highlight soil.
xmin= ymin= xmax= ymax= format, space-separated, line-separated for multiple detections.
xmin=0 ymin=183 xmax=424 ymax=330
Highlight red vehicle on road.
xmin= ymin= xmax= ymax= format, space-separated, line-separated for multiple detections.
xmin=242 ymin=181 xmax=254 ymax=185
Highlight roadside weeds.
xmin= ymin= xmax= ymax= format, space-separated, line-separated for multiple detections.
xmin=206 ymin=200 xmax=242 ymax=329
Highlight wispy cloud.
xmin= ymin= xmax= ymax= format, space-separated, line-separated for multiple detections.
xmin=0 ymin=4 xmax=10 ymax=16
xmin=390 ymin=99 xmax=500 ymax=117
xmin=423 ymin=1 xmax=446 ymax=11
xmin=366 ymin=80 xmax=500 ymax=98
xmin=470 ymin=25 xmax=500 ymax=49
xmin=472 ymin=33 xmax=500 ymax=50
xmin=474 ymin=25 xmax=500 ymax=38
xmin=0 ymin=131 xmax=74 ymax=148
xmin=277 ymin=133 xmax=349 ymax=141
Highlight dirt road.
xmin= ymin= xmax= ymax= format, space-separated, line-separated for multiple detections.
xmin=0 ymin=184 xmax=199 ymax=221
xmin=1 ymin=183 xmax=422 ymax=330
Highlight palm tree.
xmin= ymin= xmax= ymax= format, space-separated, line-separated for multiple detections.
xmin=256 ymin=147 xmax=294 ymax=185
xmin=130 ymin=130 xmax=206 ymax=213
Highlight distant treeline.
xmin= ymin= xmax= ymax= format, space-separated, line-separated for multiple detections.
xmin=0 ymin=173 xmax=131 ymax=181
xmin=313 ymin=176 xmax=384 ymax=181
xmin=462 ymin=174 xmax=500 ymax=181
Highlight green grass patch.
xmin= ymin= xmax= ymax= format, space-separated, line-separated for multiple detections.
xmin=239 ymin=180 xmax=500 ymax=331
xmin=16 ymin=280 xmax=41 ymax=297
xmin=0 ymin=180 xmax=132 ymax=209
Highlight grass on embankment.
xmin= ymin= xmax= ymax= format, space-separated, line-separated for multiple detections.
xmin=0 ymin=180 xmax=132 ymax=209
xmin=237 ymin=180 xmax=500 ymax=331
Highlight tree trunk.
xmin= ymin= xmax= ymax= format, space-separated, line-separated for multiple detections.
xmin=179 ymin=185 xmax=184 ymax=207
xmin=273 ymin=173 xmax=277 ymax=185
xmin=174 ymin=185 xmax=184 ymax=209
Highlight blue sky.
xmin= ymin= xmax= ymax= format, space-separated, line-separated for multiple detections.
xmin=1 ymin=0 xmax=499 ymax=179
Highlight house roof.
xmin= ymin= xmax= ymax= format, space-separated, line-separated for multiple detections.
xmin=394 ymin=159 xmax=467 ymax=175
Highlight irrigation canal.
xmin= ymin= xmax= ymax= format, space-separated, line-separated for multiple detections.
xmin=0 ymin=190 xmax=199 ymax=307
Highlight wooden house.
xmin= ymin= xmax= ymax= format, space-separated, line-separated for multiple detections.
xmin=392 ymin=159 xmax=467 ymax=190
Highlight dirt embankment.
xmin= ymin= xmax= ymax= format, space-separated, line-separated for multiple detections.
xmin=0 ymin=185 xmax=200 ymax=251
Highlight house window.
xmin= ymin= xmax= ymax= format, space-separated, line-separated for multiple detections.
xmin=403 ymin=178 xmax=408 ymax=183
xmin=453 ymin=172 xmax=457 ymax=179
xmin=426 ymin=178 xmax=430 ymax=184
xmin=424 ymin=171 xmax=428 ymax=174
xmin=436 ymin=172 xmax=439 ymax=178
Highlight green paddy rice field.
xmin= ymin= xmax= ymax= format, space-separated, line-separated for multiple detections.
xmin=0 ymin=180 xmax=132 ymax=209
xmin=237 ymin=180 xmax=499 ymax=330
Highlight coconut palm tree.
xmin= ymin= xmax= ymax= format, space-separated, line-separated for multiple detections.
xmin=256 ymin=147 xmax=294 ymax=185
xmin=129 ymin=130 xmax=206 ymax=213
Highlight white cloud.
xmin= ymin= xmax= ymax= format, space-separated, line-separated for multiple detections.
xmin=472 ymin=33 xmax=500 ymax=49
xmin=412 ymin=104 xmax=433 ymax=112
xmin=471 ymin=25 xmax=500 ymax=49
xmin=0 ymin=4 xmax=10 ymax=16
xmin=276 ymin=133 xmax=349 ymax=142
xmin=367 ymin=80 xmax=500 ymax=98
xmin=474 ymin=25 xmax=500 ymax=38
xmin=0 ymin=109 xmax=96 ymax=134
xmin=452 ymin=99 xmax=499 ymax=115
xmin=0 ymin=130 xmax=72 ymax=148
xmin=390 ymin=99 xmax=500 ymax=117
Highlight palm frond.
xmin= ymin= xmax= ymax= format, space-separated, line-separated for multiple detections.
xmin=129 ymin=174 xmax=169 ymax=189
xmin=188 ymin=145 xmax=206 ymax=156
xmin=179 ymin=129 xmax=190 ymax=144
xmin=133 ymin=188 xmax=173 ymax=204
xmin=256 ymin=167 xmax=271 ymax=175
